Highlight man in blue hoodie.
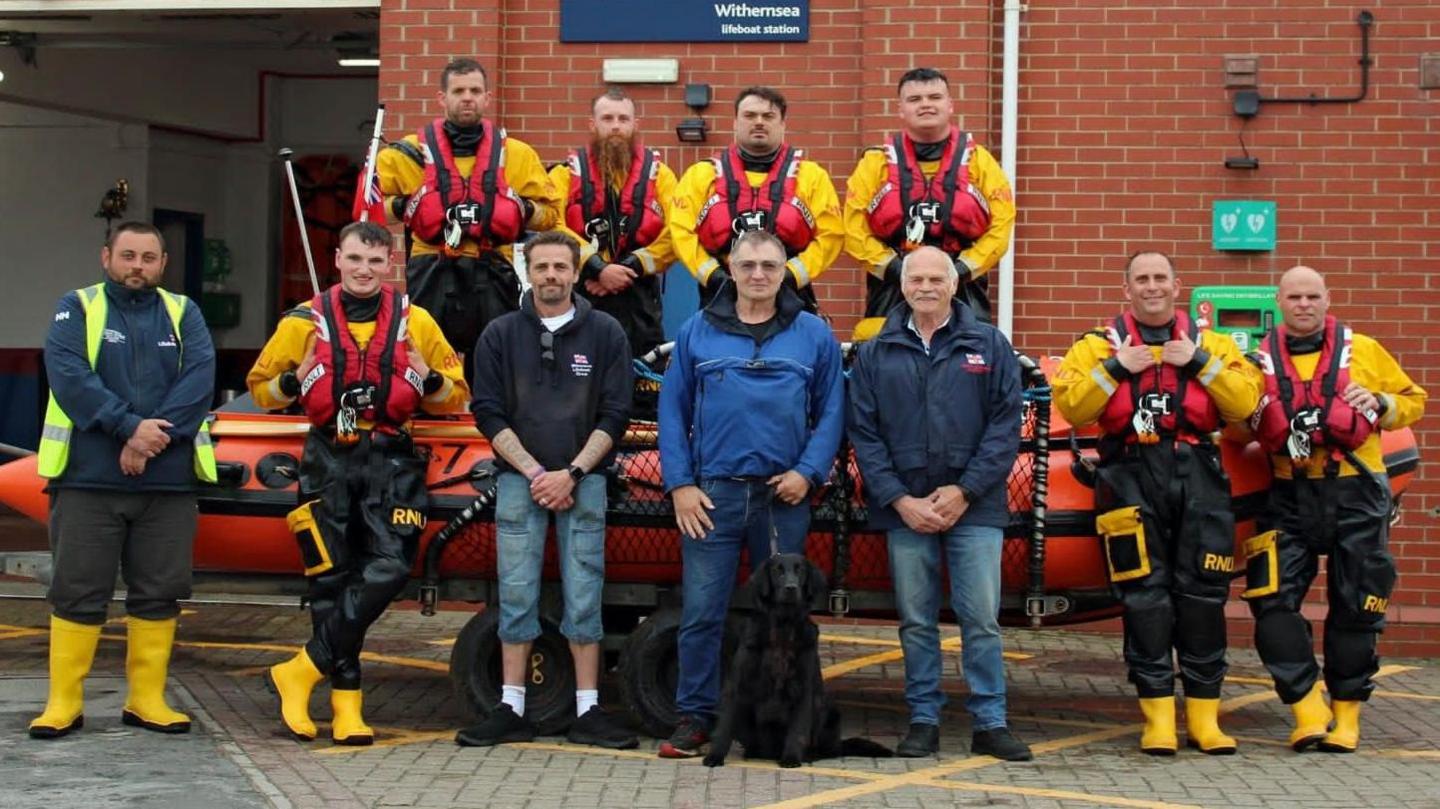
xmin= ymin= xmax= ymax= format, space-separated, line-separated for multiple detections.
xmin=31 ymin=221 xmax=216 ymax=739
xmin=847 ymin=246 xmax=1030 ymax=761
xmin=656 ymin=230 xmax=844 ymax=758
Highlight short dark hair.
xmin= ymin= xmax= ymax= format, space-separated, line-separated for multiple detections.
xmin=591 ymin=86 xmax=637 ymax=115
xmin=897 ymin=67 xmax=949 ymax=93
xmin=523 ymin=231 xmax=580 ymax=268
xmin=1125 ymin=250 xmax=1176 ymax=279
xmin=440 ymin=58 xmax=488 ymax=91
xmin=734 ymin=86 xmax=787 ymax=118
xmin=338 ymin=220 xmax=392 ymax=250
xmin=106 ymin=221 xmax=165 ymax=253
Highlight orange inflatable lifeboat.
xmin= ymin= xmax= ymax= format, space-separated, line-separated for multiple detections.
xmin=0 ymin=354 xmax=1416 ymax=628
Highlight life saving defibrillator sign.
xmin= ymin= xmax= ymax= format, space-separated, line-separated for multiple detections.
xmin=1212 ymin=200 xmax=1277 ymax=251
xmin=561 ymin=1 xmax=809 ymax=42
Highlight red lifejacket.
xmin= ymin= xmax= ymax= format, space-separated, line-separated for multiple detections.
xmin=695 ymin=144 xmax=815 ymax=256
xmin=564 ymin=145 xmax=665 ymax=258
xmin=405 ymin=118 xmax=526 ymax=248
xmin=298 ymin=284 xmax=424 ymax=430
xmin=864 ymin=128 xmax=991 ymax=255
xmin=1250 ymin=316 xmax=1376 ymax=456
xmin=1098 ymin=310 xmax=1220 ymax=439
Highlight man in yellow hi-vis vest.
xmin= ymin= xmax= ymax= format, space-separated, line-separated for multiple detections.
xmin=30 ymin=221 xmax=216 ymax=740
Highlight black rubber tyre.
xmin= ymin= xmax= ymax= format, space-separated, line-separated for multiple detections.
xmin=449 ymin=608 xmax=578 ymax=736
xmin=618 ymin=605 xmax=745 ymax=739
xmin=618 ymin=606 xmax=683 ymax=739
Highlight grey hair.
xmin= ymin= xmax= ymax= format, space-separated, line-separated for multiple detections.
xmin=900 ymin=245 xmax=959 ymax=282
xmin=731 ymin=229 xmax=787 ymax=259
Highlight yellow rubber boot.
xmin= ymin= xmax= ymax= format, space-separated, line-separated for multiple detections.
xmin=265 ymin=648 xmax=325 ymax=741
xmin=29 ymin=615 xmax=102 ymax=739
xmin=331 ymin=689 xmax=375 ymax=746
xmin=1185 ymin=697 xmax=1238 ymax=755
xmin=1138 ymin=697 xmax=1178 ymax=755
xmin=1319 ymin=700 xmax=1361 ymax=753
xmin=1288 ymin=683 xmax=1333 ymax=752
xmin=122 ymin=616 xmax=192 ymax=733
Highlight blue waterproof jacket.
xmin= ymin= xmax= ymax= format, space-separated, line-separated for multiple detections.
xmin=43 ymin=279 xmax=215 ymax=491
xmin=847 ymin=299 xmax=1021 ymax=530
xmin=658 ymin=284 xmax=844 ymax=492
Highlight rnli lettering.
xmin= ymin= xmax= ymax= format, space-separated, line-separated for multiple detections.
xmin=1362 ymin=595 xmax=1389 ymax=613
xmin=391 ymin=507 xmax=425 ymax=528
xmin=1202 ymin=553 xmax=1235 ymax=574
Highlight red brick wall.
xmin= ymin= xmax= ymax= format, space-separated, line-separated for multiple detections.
xmin=380 ymin=0 xmax=1440 ymax=648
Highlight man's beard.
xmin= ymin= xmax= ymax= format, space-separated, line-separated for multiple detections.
xmin=592 ymin=133 xmax=634 ymax=189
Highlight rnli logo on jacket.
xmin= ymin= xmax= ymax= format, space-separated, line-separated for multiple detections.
xmin=571 ymin=354 xmax=592 ymax=377
xmin=962 ymin=353 xmax=991 ymax=374
xmin=391 ymin=507 xmax=425 ymax=528
xmin=1362 ymin=594 xmax=1388 ymax=614
xmin=300 ymin=364 xmax=326 ymax=396
xmin=1202 ymin=553 xmax=1235 ymax=573
xmin=103 ymin=329 xmax=126 ymax=345
xmin=54 ymin=311 xmax=70 ymax=322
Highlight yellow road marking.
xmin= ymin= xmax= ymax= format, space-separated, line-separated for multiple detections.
xmin=931 ymin=780 xmax=1203 ymax=809
xmin=0 ymin=629 xmax=43 ymax=641
xmin=426 ymin=638 xmax=457 ymax=647
xmin=819 ymin=633 xmax=901 ymax=647
xmin=86 ymin=633 xmax=452 ymax=673
xmin=821 ymin=638 xmax=1031 ymax=681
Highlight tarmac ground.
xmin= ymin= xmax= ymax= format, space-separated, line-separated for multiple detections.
xmin=2 ymin=590 xmax=1439 ymax=809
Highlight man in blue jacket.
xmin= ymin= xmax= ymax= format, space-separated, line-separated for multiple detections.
xmin=656 ymin=230 xmax=844 ymax=758
xmin=847 ymin=246 xmax=1030 ymax=761
xmin=31 ymin=221 xmax=216 ymax=739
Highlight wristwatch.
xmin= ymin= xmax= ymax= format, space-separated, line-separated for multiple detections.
xmin=567 ymin=465 xmax=586 ymax=482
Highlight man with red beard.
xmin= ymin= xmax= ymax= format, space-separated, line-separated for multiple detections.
xmin=552 ymin=88 xmax=677 ymax=358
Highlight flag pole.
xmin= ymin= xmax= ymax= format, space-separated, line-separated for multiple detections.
xmin=278 ymin=147 xmax=320 ymax=295
xmin=358 ymin=104 xmax=386 ymax=223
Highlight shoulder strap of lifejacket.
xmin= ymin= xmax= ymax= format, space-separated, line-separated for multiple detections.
xmin=319 ymin=286 xmax=347 ymax=409
xmin=935 ymin=130 xmax=968 ymax=242
xmin=1171 ymin=312 xmax=1197 ymax=435
xmin=723 ymin=145 xmax=744 ymax=215
xmin=422 ymin=122 xmax=454 ymax=207
xmin=475 ymin=125 xmax=507 ymax=242
xmin=576 ymin=147 xmax=596 ymax=216
xmin=622 ymin=148 xmax=656 ymax=250
xmin=765 ymin=146 xmax=798 ymax=235
xmin=375 ymin=288 xmax=403 ymax=421
xmin=1268 ymin=325 xmax=1308 ymax=428
xmin=893 ymin=134 xmax=917 ymax=217
xmin=1316 ymin=319 xmax=1348 ymax=439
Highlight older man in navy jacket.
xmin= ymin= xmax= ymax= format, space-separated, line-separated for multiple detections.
xmin=848 ymin=245 xmax=1029 ymax=761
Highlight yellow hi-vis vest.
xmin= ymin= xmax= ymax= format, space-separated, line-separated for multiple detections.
xmin=37 ymin=283 xmax=218 ymax=483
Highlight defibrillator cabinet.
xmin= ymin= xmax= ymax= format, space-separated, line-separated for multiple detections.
xmin=1189 ymin=285 xmax=1279 ymax=352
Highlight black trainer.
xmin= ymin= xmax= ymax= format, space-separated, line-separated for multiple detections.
xmin=896 ymin=722 xmax=940 ymax=757
xmin=972 ymin=727 xmax=1033 ymax=761
xmin=567 ymin=707 xmax=639 ymax=749
xmin=657 ymin=714 xmax=709 ymax=758
xmin=455 ymin=703 xmax=536 ymax=747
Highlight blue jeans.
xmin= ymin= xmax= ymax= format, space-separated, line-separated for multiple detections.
xmin=494 ymin=471 xmax=607 ymax=645
xmin=887 ymin=524 xmax=1008 ymax=730
xmin=675 ymin=478 xmax=811 ymax=722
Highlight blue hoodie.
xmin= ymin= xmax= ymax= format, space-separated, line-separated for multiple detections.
xmin=43 ymin=278 xmax=215 ymax=491
xmin=658 ymin=284 xmax=844 ymax=492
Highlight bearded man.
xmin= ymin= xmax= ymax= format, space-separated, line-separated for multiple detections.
xmin=551 ymin=88 xmax=678 ymax=357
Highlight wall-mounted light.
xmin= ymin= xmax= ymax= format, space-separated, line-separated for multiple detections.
xmin=675 ymin=83 xmax=712 ymax=143
xmin=332 ymin=31 xmax=378 ymax=68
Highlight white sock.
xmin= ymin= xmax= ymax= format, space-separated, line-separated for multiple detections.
xmin=502 ymin=684 xmax=526 ymax=716
xmin=576 ymin=689 xmax=599 ymax=716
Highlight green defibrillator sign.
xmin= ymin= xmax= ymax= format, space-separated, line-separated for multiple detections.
xmin=1212 ymin=200 xmax=1276 ymax=251
xmin=1190 ymin=285 xmax=1279 ymax=352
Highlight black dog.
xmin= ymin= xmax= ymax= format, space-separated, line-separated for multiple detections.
xmin=702 ymin=553 xmax=892 ymax=768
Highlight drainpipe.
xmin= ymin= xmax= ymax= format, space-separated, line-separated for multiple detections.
xmin=998 ymin=0 xmax=1023 ymax=339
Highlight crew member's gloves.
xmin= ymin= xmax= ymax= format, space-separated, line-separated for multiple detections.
xmin=278 ymin=370 xmax=301 ymax=398
xmin=580 ymin=255 xmax=608 ymax=282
